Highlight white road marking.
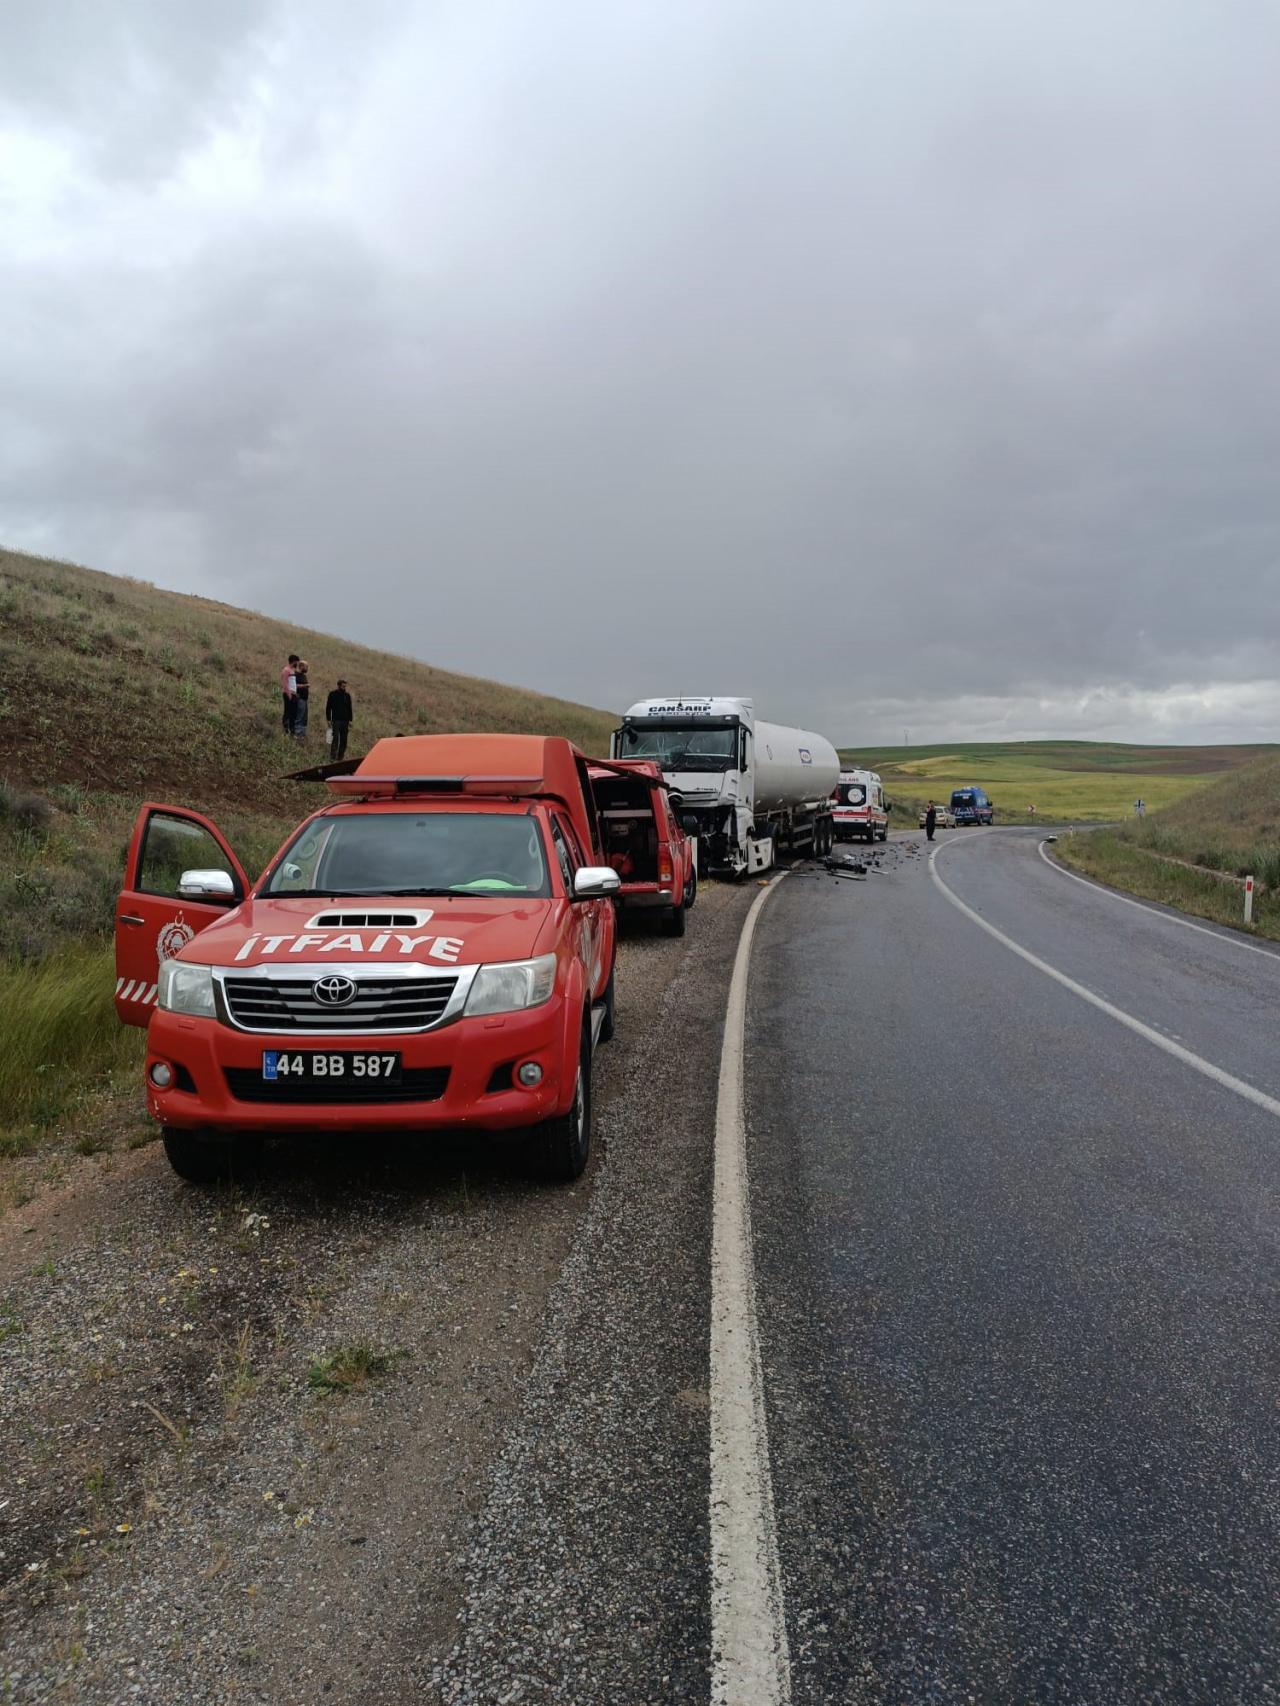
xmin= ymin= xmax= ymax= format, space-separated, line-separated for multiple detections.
xmin=1036 ymin=838 xmax=1280 ymax=962
xmin=710 ymin=873 xmax=792 ymax=1706
xmin=932 ymin=844 xmax=1280 ymax=1121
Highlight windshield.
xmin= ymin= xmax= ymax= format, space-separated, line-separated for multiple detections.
xmin=617 ymin=724 xmax=738 ymax=771
xmin=951 ymin=791 xmax=976 ymax=808
xmin=265 ymin=811 xmax=551 ymax=898
xmin=837 ymin=782 xmax=867 ymax=806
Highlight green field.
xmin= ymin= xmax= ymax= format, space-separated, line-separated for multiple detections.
xmin=1056 ymin=751 xmax=1280 ymax=940
xmin=838 ymin=740 xmax=1276 ymax=825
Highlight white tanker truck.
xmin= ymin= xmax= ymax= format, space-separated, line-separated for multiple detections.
xmin=611 ymin=696 xmax=839 ymax=875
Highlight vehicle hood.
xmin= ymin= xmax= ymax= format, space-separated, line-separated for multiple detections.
xmin=175 ymin=894 xmax=552 ymax=971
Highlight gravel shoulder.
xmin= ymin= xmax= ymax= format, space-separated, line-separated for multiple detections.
xmin=1 ymin=880 xmax=751 ymax=1706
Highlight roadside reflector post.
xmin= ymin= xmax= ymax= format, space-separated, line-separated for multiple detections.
xmin=1245 ymin=875 xmax=1255 ymax=925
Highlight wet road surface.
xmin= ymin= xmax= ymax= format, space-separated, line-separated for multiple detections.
xmin=748 ymin=830 xmax=1280 ymax=1703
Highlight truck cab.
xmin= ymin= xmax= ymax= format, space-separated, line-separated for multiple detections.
xmin=610 ymin=696 xmax=837 ymax=873
xmin=588 ymin=758 xmax=697 ymax=935
xmin=832 ymin=769 xmax=888 ymax=843
xmin=114 ymin=735 xmax=620 ymax=1184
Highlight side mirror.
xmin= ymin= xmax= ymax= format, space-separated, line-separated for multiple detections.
xmin=682 ymin=815 xmax=699 ymax=835
xmin=179 ymin=868 xmax=237 ymax=902
xmin=573 ymin=866 xmax=622 ymax=900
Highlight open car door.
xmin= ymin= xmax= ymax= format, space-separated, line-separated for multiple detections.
xmin=114 ymin=803 xmax=249 ymax=1027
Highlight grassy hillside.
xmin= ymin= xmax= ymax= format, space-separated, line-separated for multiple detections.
xmin=839 ymin=739 xmax=1274 ymax=825
xmin=1056 ymin=752 xmax=1280 ymax=940
xmin=1140 ymin=752 xmax=1280 ymax=853
xmin=0 ymin=546 xmax=615 ymax=813
xmin=0 ymin=545 xmax=617 ymax=965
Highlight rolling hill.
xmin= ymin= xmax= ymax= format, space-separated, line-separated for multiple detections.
xmin=1054 ymin=751 xmax=1280 ymax=942
xmin=838 ymin=739 xmax=1276 ymax=824
xmin=0 ymin=545 xmax=615 ymax=969
xmin=0 ymin=546 xmax=615 ymax=815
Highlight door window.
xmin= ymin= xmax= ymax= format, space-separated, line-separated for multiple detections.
xmin=549 ymin=818 xmax=577 ymax=891
xmin=138 ymin=813 xmax=240 ymax=898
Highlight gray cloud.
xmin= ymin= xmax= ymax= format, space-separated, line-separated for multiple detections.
xmin=3 ymin=0 xmax=1279 ymax=742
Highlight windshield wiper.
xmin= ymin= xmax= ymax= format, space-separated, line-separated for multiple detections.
xmin=265 ymin=887 xmax=366 ymax=898
xmin=334 ymin=887 xmax=465 ymax=897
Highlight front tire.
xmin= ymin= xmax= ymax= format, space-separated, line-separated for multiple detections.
xmin=532 ymin=1028 xmax=591 ymax=1182
xmin=162 ymin=1127 xmax=239 ymax=1184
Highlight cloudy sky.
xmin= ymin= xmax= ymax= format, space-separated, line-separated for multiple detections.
xmin=3 ymin=0 xmax=1279 ymax=744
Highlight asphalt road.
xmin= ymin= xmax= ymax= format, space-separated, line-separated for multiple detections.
xmin=749 ymin=829 xmax=1280 ymax=1704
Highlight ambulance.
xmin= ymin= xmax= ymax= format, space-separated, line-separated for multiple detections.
xmin=831 ymin=769 xmax=889 ymax=843
xmin=113 ymin=735 xmax=620 ymax=1184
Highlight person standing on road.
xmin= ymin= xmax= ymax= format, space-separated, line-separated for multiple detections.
xmin=325 ymin=678 xmax=353 ymax=759
xmin=925 ymin=800 xmax=937 ymax=841
xmin=280 ymin=653 xmax=300 ymax=734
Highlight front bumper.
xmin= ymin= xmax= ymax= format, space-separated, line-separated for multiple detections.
xmin=144 ymin=1003 xmax=570 ymax=1135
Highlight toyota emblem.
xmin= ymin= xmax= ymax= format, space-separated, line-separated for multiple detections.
xmin=312 ymin=974 xmax=357 ymax=1007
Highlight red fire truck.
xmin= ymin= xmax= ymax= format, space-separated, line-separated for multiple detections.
xmin=114 ymin=735 xmax=620 ymax=1184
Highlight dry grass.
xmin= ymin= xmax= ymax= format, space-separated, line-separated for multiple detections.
xmin=0 ymin=544 xmax=616 ymax=818
xmin=1055 ymin=829 xmax=1280 ymax=941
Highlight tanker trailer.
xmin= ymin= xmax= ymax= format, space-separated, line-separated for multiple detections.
xmin=610 ymin=696 xmax=839 ymax=874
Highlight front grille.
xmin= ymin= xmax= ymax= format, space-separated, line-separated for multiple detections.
xmin=224 ymin=1066 xmax=451 ymax=1105
xmin=222 ymin=976 xmax=459 ymax=1033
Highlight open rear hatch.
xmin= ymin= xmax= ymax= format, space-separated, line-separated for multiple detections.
xmin=590 ymin=772 xmax=660 ymax=884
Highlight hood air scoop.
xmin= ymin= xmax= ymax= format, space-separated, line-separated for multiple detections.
xmin=305 ymin=910 xmax=432 ymax=929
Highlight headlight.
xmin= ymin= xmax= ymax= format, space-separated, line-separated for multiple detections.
xmin=465 ymin=953 xmax=557 ymax=1017
xmin=157 ymin=960 xmax=216 ymax=1018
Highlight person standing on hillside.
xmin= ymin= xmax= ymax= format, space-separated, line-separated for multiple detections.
xmin=293 ymin=657 xmax=311 ymax=740
xmin=325 ymin=678 xmax=354 ymax=759
xmin=280 ymin=653 xmax=300 ymax=734
xmin=924 ymin=800 xmax=937 ymax=842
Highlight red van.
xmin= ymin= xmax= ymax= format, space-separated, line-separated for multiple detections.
xmin=588 ymin=759 xmax=698 ymax=935
xmin=114 ymin=735 xmax=620 ymax=1184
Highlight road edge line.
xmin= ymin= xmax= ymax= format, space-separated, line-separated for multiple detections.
xmin=931 ymin=841 xmax=1280 ymax=1121
xmin=710 ymin=871 xmax=792 ymax=1706
xmin=1036 ymin=838 xmax=1280 ymax=962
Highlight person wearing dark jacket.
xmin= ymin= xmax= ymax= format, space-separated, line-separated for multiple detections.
xmin=924 ymin=800 xmax=937 ymax=842
xmin=292 ymin=657 xmax=310 ymax=740
xmin=325 ymin=680 xmax=353 ymax=759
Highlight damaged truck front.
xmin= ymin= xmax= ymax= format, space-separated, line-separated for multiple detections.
xmin=610 ymin=696 xmax=838 ymax=875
